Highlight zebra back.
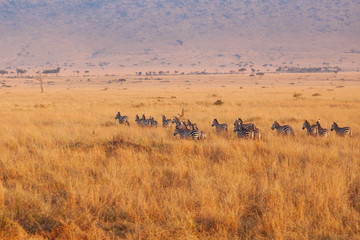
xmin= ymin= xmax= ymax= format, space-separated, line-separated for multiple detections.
xmin=272 ymin=121 xmax=294 ymax=135
xmin=212 ymin=119 xmax=228 ymax=132
xmin=302 ymin=120 xmax=317 ymax=136
xmin=115 ymin=112 xmax=129 ymax=125
xmin=234 ymin=122 xmax=255 ymax=139
xmin=331 ymin=122 xmax=352 ymax=136
xmin=316 ymin=120 xmax=330 ymax=137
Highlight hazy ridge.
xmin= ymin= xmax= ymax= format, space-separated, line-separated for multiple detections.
xmin=1 ymin=0 xmax=359 ymax=72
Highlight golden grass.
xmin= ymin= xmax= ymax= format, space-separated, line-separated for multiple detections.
xmin=1 ymin=73 xmax=360 ymax=239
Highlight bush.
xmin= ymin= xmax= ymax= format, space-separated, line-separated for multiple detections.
xmin=214 ymin=100 xmax=224 ymax=105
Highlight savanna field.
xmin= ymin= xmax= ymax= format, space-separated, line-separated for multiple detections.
xmin=1 ymin=73 xmax=360 ymax=239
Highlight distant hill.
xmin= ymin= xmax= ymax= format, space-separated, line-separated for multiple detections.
xmin=1 ymin=0 xmax=359 ymax=73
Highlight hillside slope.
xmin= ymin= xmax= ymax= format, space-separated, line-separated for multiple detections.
xmin=1 ymin=0 xmax=359 ymax=72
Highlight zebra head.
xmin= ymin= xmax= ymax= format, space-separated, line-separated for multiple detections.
xmin=141 ymin=114 xmax=146 ymax=120
xmin=302 ymin=120 xmax=310 ymax=130
xmin=271 ymin=121 xmax=279 ymax=130
xmin=331 ymin=122 xmax=338 ymax=131
xmin=135 ymin=114 xmax=139 ymax=122
xmin=162 ymin=115 xmax=166 ymax=121
xmin=234 ymin=124 xmax=240 ymax=132
xmin=234 ymin=118 xmax=242 ymax=126
xmin=212 ymin=119 xmax=218 ymax=127
xmin=115 ymin=112 xmax=120 ymax=119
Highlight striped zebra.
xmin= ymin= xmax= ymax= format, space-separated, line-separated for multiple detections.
xmin=173 ymin=117 xmax=188 ymax=130
xmin=234 ymin=122 xmax=255 ymax=139
xmin=233 ymin=118 xmax=262 ymax=138
xmin=149 ymin=117 xmax=158 ymax=127
xmin=174 ymin=128 xmax=203 ymax=140
xmin=115 ymin=112 xmax=130 ymax=125
xmin=187 ymin=119 xmax=199 ymax=130
xmin=135 ymin=114 xmax=146 ymax=126
xmin=233 ymin=118 xmax=253 ymax=129
xmin=248 ymin=124 xmax=262 ymax=140
xmin=271 ymin=121 xmax=294 ymax=135
xmin=302 ymin=120 xmax=317 ymax=136
xmin=316 ymin=119 xmax=330 ymax=137
xmin=212 ymin=119 xmax=228 ymax=132
xmin=162 ymin=115 xmax=173 ymax=128
xmin=198 ymin=131 xmax=207 ymax=140
xmin=331 ymin=122 xmax=352 ymax=136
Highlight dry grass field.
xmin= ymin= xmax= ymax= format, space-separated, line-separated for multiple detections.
xmin=1 ymin=73 xmax=360 ymax=239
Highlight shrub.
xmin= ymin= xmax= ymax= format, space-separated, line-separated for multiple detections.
xmin=214 ymin=100 xmax=224 ymax=105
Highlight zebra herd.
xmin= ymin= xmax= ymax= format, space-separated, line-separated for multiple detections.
xmin=114 ymin=112 xmax=352 ymax=139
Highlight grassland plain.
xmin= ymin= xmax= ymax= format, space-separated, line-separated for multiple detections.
xmin=1 ymin=73 xmax=360 ymax=239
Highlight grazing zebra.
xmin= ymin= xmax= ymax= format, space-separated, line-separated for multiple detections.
xmin=135 ymin=114 xmax=145 ymax=126
xmin=234 ymin=122 xmax=255 ymax=139
xmin=271 ymin=121 xmax=294 ymax=135
xmin=212 ymin=119 xmax=228 ymax=132
xmin=316 ymin=119 xmax=330 ymax=137
xmin=173 ymin=117 xmax=188 ymax=130
xmin=331 ymin=122 xmax=352 ymax=136
xmin=249 ymin=124 xmax=262 ymax=140
xmin=174 ymin=128 xmax=200 ymax=140
xmin=302 ymin=120 xmax=317 ymax=136
xmin=115 ymin=112 xmax=130 ymax=125
xmin=149 ymin=117 xmax=158 ymax=127
xmin=187 ymin=119 xmax=199 ymax=130
xmin=162 ymin=115 xmax=173 ymax=128
xmin=233 ymin=118 xmax=253 ymax=129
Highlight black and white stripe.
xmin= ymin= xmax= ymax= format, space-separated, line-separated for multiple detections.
xmin=302 ymin=120 xmax=317 ymax=136
xmin=271 ymin=121 xmax=294 ymax=135
xmin=212 ymin=119 xmax=228 ymax=132
xmin=316 ymin=120 xmax=330 ymax=137
xmin=115 ymin=112 xmax=130 ymax=125
xmin=135 ymin=114 xmax=145 ymax=126
xmin=174 ymin=128 xmax=204 ymax=140
xmin=162 ymin=115 xmax=173 ymax=128
xmin=187 ymin=119 xmax=199 ymax=130
xmin=233 ymin=118 xmax=253 ymax=129
xmin=234 ymin=122 xmax=255 ymax=139
xmin=331 ymin=122 xmax=352 ymax=136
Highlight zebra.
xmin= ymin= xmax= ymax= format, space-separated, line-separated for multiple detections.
xmin=331 ymin=122 xmax=352 ymax=136
xmin=233 ymin=118 xmax=253 ymax=129
xmin=234 ymin=122 xmax=255 ymax=139
xmin=173 ymin=117 xmax=187 ymax=130
xmin=187 ymin=119 xmax=199 ymax=130
xmin=271 ymin=121 xmax=294 ymax=135
xmin=135 ymin=114 xmax=145 ymax=126
xmin=316 ymin=119 xmax=330 ymax=137
xmin=115 ymin=112 xmax=130 ymax=125
xmin=149 ymin=116 xmax=158 ymax=127
xmin=233 ymin=118 xmax=261 ymax=138
xmin=248 ymin=123 xmax=262 ymax=140
xmin=162 ymin=115 xmax=172 ymax=128
xmin=212 ymin=119 xmax=228 ymax=132
xmin=302 ymin=120 xmax=317 ymax=136
xmin=174 ymin=128 xmax=201 ymax=140
xmin=198 ymin=131 xmax=207 ymax=140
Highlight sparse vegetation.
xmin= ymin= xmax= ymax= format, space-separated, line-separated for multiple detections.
xmin=0 ymin=74 xmax=360 ymax=239
xmin=214 ymin=99 xmax=224 ymax=105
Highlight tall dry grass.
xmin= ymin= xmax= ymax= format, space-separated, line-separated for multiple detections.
xmin=0 ymin=81 xmax=360 ymax=239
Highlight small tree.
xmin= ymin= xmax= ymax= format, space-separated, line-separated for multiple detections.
xmin=256 ymin=72 xmax=265 ymax=79
xmin=34 ymin=70 xmax=45 ymax=93
xmin=0 ymin=70 xmax=8 ymax=76
xmin=119 ymin=79 xmax=126 ymax=85
xmin=16 ymin=69 xmax=27 ymax=78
